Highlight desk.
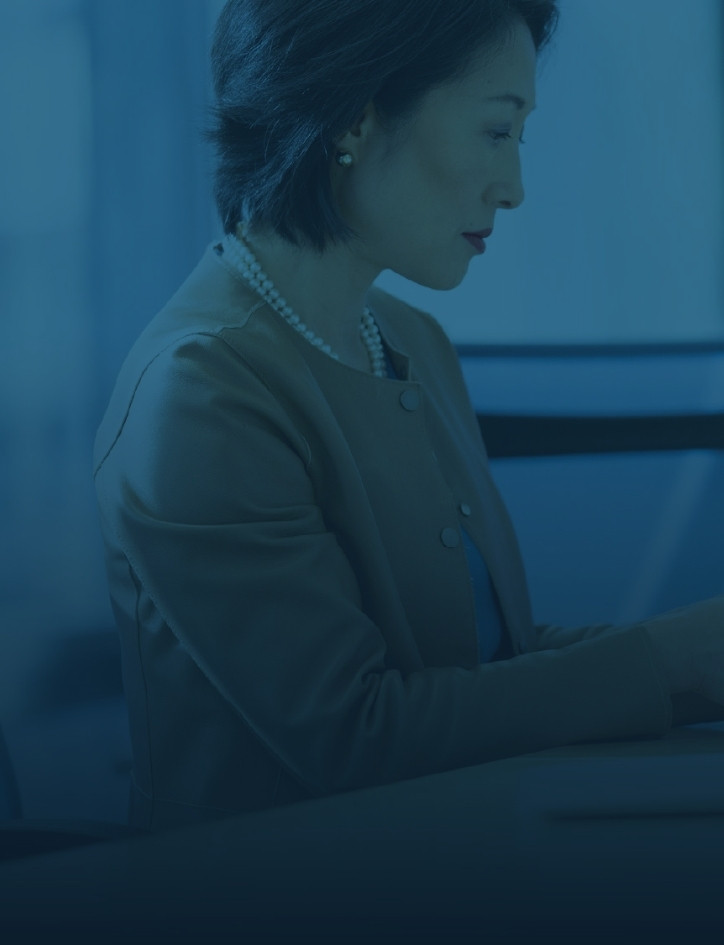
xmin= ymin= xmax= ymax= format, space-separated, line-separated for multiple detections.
xmin=1 ymin=723 xmax=723 ymax=944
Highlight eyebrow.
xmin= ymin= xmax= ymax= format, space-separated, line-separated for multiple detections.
xmin=484 ymin=93 xmax=536 ymax=111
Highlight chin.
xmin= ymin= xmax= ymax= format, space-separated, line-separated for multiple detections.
xmin=414 ymin=265 xmax=469 ymax=292
xmin=392 ymin=248 xmax=470 ymax=292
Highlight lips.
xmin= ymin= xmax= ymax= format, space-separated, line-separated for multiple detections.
xmin=463 ymin=228 xmax=493 ymax=239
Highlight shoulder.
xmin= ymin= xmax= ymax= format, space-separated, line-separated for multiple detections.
xmin=93 ymin=243 xmax=310 ymax=475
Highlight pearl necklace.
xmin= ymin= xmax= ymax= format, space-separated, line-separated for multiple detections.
xmin=221 ymin=221 xmax=387 ymax=378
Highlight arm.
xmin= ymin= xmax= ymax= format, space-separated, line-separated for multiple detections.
xmin=535 ymin=609 xmax=724 ymax=727
xmin=97 ymin=333 xmax=675 ymax=800
xmin=534 ymin=621 xmax=618 ymax=651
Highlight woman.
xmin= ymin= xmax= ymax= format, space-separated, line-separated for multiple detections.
xmin=93 ymin=0 xmax=724 ymax=832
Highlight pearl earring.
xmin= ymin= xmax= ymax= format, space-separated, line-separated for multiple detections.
xmin=336 ymin=152 xmax=354 ymax=167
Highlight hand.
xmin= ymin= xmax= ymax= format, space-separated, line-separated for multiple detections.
xmin=644 ymin=595 xmax=724 ymax=705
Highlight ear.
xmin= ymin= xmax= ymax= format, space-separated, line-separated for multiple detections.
xmin=334 ymin=101 xmax=378 ymax=153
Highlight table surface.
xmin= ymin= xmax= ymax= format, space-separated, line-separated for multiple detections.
xmin=1 ymin=722 xmax=724 ymax=944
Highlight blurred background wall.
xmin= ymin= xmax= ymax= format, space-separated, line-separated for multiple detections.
xmin=0 ymin=0 xmax=722 ymax=820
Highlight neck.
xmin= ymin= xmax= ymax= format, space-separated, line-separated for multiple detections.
xmin=237 ymin=222 xmax=380 ymax=362
xmin=225 ymin=223 xmax=387 ymax=377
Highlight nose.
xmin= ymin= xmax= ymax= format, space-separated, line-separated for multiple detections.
xmin=498 ymin=186 xmax=524 ymax=210
xmin=487 ymin=150 xmax=525 ymax=211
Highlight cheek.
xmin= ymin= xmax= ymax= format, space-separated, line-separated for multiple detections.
xmin=383 ymin=157 xmax=470 ymax=234
xmin=411 ymin=140 xmax=489 ymax=218
xmin=341 ymin=158 xmax=426 ymax=235
xmin=337 ymin=137 xmax=483 ymax=240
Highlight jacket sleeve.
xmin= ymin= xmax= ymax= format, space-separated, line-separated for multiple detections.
xmin=96 ymin=332 xmax=677 ymax=801
xmin=534 ymin=598 xmax=724 ymax=728
xmin=534 ymin=621 xmax=618 ymax=651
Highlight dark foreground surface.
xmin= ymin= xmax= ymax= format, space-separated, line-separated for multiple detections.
xmin=1 ymin=722 xmax=723 ymax=944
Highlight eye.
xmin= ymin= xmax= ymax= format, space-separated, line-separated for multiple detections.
xmin=489 ymin=129 xmax=526 ymax=145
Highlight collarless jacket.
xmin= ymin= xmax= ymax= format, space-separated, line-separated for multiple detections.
xmin=93 ymin=241 xmax=720 ymax=831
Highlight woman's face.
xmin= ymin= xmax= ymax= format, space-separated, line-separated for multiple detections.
xmin=332 ymin=19 xmax=538 ymax=291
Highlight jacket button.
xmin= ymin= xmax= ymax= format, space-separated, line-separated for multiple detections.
xmin=400 ymin=389 xmax=420 ymax=412
xmin=440 ymin=527 xmax=460 ymax=548
xmin=459 ymin=503 xmax=472 ymax=517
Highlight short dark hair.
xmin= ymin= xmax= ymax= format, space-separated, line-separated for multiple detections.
xmin=203 ymin=0 xmax=559 ymax=253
